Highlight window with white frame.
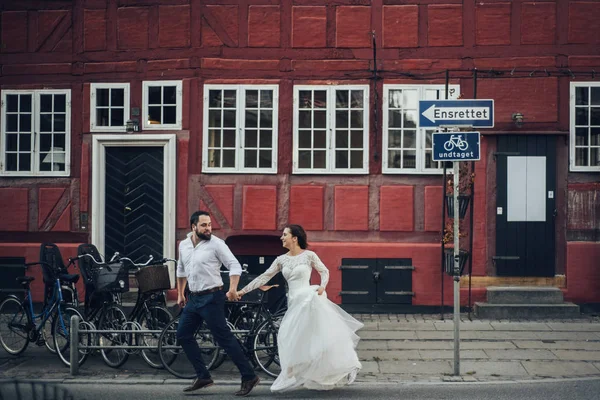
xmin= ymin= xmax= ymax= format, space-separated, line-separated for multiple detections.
xmin=90 ymin=83 xmax=130 ymax=132
xmin=142 ymin=80 xmax=182 ymax=130
xmin=293 ymin=85 xmax=369 ymax=174
xmin=1 ymin=90 xmax=71 ymax=176
xmin=383 ymin=85 xmax=459 ymax=174
xmin=570 ymin=82 xmax=600 ymax=171
xmin=203 ymin=85 xmax=278 ymax=173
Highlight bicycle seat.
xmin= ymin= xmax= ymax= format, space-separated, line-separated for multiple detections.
xmin=59 ymin=273 xmax=80 ymax=284
xmin=16 ymin=276 xmax=35 ymax=284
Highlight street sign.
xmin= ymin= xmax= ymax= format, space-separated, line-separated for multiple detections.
xmin=432 ymin=132 xmax=480 ymax=161
xmin=419 ymin=99 xmax=494 ymax=128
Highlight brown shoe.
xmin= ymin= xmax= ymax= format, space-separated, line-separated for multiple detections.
xmin=183 ymin=377 xmax=214 ymax=392
xmin=235 ymin=376 xmax=260 ymax=396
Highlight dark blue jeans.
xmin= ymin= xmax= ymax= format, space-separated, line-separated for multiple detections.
xmin=176 ymin=290 xmax=256 ymax=381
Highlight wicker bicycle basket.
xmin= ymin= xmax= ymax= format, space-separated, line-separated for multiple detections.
xmin=135 ymin=264 xmax=171 ymax=293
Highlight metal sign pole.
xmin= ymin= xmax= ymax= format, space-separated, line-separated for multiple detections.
xmin=453 ymin=161 xmax=460 ymax=376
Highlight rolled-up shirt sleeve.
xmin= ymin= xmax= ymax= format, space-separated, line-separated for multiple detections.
xmin=215 ymin=240 xmax=242 ymax=276
xmin=176 ymin=242 xmax=187 ymax=278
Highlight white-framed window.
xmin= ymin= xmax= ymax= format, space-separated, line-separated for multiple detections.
xmin=570 ymin=82 xmax=600 ymax=171
xmin=383 ymin=84 xmax=460 ymax=174
xmin=202 ymin=85 xmax=278 ymax=173
xmin=90 ymin=83 xmax=130 ymax=132
xmin=293 ymin=85 xmax=369 ymax=174
xmin=142 ymin=80 xmax=182 ymax=130
xmin=1 ymin=89 xmax=71 ymax=176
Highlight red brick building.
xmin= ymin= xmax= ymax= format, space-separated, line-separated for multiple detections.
xmin=0 ymin=0 xmax=599 ymax=309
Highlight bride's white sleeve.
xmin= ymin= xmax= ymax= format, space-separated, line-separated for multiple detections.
xmin=310 ymin=252 xmax=329 ymax=288
xmin=239 ymin=258 xmax=282 ymax=295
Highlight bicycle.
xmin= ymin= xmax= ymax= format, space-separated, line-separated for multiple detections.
xmin=157 ymin=285 xmax=281 ymax=379
xmin=0 ymin=262 xmax=82 ymax=361
xmin=443 ymin=134 xmax=469 ymax=151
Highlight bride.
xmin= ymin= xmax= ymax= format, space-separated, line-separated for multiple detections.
xmin=237 ymin=224 xmax=363 ymax=392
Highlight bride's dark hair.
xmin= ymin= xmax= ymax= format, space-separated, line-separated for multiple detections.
xmin=286 ymin=224 xmax=308 ymax=249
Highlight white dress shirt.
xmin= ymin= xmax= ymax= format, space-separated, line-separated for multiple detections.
xmin=176 ymin=232 xmax=242 ymax=292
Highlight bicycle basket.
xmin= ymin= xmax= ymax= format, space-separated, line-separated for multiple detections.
xmin=92 ymin=261 xmax=129 ymax=293
xmin=135 ymin=264 xmax=171 ymax=293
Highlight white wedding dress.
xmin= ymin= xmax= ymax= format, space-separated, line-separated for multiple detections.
xmin=241 ymin=250 xmax=363 ymax=392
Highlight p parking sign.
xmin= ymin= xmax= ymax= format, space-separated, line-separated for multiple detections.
xmin=432 ymin=132 xmax=481 ymax=162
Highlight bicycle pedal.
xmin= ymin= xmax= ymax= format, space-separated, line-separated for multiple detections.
xmin=36 ymin=337 xmax=46 ymax=346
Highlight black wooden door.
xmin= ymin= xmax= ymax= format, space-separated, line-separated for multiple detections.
xmin=340 ymin=259 xmax=377 ymax=304
xmin=376 ymin=259 xmax=413 ymax=304
xmin=105 ymin=147 xmax=164 ymax=262
xmin=495 ymin=136 xmax=556 ymax=277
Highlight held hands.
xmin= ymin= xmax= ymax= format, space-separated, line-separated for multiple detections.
xmin=226 ymin=289 xmax=241 ymax=301
xmin=316 ymin=286 xmax=325 ymax=296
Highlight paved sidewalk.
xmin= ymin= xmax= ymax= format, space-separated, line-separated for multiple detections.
xmin=2 ymin=313 xmax=600 ymax=385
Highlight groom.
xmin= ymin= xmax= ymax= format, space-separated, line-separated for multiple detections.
xmin=176 ymin=210 xmax=260 ymax=396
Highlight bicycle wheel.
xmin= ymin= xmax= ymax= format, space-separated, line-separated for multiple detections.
xmin=252 ymin=316 xmax=282 ymax=378
xmin=157 ymin=316 xmax=219 ymax=379
xmin=53 ymin=306 xmax=89 ymax=367
xmin=42 ymin=313 xmax=57 ymax=354
xmin=138 ymin=305 xmax=173 ymax=369
xmin=0 ymin=297 xmax=29 ymax=355
xmin=98 ymin=304 xmax=129 ymax=368
xmin=209 ymin=319 xmax=236 ymax=370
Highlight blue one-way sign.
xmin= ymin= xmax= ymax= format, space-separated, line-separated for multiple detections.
xmin=432 ymin=132 xmax=480 ymax=161
xmin=419 ymin=99 xmax=494 ymax=128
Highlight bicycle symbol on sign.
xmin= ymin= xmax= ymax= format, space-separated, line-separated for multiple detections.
xmin=443 ymin=135 xmax=469 ymax=151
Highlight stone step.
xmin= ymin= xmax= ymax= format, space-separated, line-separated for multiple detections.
xmin=486 ymin=286 xmax=564 ymax=304
xmin=474 ymin=302 xmax=580 ymax=320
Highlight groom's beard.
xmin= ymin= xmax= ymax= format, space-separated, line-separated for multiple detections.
xmin=195 ymin=228 xmax=211 ymax=241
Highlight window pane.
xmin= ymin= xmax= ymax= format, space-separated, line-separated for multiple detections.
xmin=425 ymin=151 xmax=436 ymax=169
xmin=246 ymin=110 xmax=258 ymax=128
xmin=209 ymin=90 xmax=222 ymax=108
xmin=6 ymin=114 xmax=17 ymax=132
xmin=314 ymin=111 xmax=326 ymax=128
xmin=298 ymin=150 xmax=311 ymax=168
xmin=404 ymin=111 xmax=417 ymax=128
xmin=40 ymin=114 xmax=52 ymax=132
xmin=19 ymin=153 xmax=31 ymax=171
xmin=208 ymin=110 xmax=221 ymax=127
xmin=259 ymin=150 xmax=271 ymax=168
xmin=313 ymin=91 xmax=327 ymax=108
xmin=223 ymin=90 xmax=236 ymax=108
xmin=351 ymin=130 xmax=363 ymax=148
xmin=388 ymin=130 xmax=402 ymax=148
xmin=54 ymin=114 xmax=66 ymax=132
xmin=20 ymin=95 xmax=32 ymax=112
xmin=388 ymin=150 xmax=401 ymax=168
xmin=54 ymin=134 xmax=65 ymax=149
xmin=259 ymin=130 xmax=272 ymax=147
xmin=576 ymin=108 xmax=588 ymax=125
xmin=298 ymin=130 xmax=311 ymax=148
xmin=351 ymin=90 xmax=363 ymax=108
xmin=111 ymin=88 xmax=124 ymax=107
xmin=335 ymin=150 xmax=348 ymax=168
xmin=244 ymin=150 xmax=257 ymax=168
xmin=404 ymin=90 xmax=418 ymax=109
xmin=260 ymin=91 xmax=273 ymax=108
xmin=336 ymin=91 xmax=349 ymax=108
xmin=575 ymin=147 xmax=587 ymax=166
xmin=148 ymin=86 xmax=161 ymax=105
xmin=591 ymin=87 xmax=600 ymax=105
xmin=591 ymin=107 xmax=600 ymax=125
xmin=245 ymin=129 xmax=258 ymax=147
xmin=389 ymin=110 xmax=402 ymax=128
xmin=223 ymin=110 xmax=236 ymax=128
xmin=403 ymin=130 xmax=416 ymax=148
xmin=403 ymin=150 xmax=416 ymax=168
xmin=54 ymin=95 xmax=66 ymax=112
xmin=246 ymin=90 xmax=258 ymax=108
xmin=260 ymin=110 xmax=272 ymax=128
xmin=40 ymin=134 xmax=52 ymax=152
xmin=163 ymin=86 xmax=177 ymax=104
xmin=208 ymin=149 xmax=221 ymax=167
xmin=223 ymin=130 xmax=236 ymax=147
xmin=576 ymin=128 xmax=588 ymax=145
xmin=97 ymin=108 xmax=109 ymax=126
xmin=6 ymin=153 xmax=17 ymax=171
xmin=313 ymin=150 xmax=326 ymax=168
xmin=350 ymin=111 xmax=363 ymax=128
xmin=299 ymin=91 xmax=312 ymax=109
xmin=591 ymin=148 xmax=600 ymax=166
xmin=111 ymin=108 xmax=124 ymax=126
xmin=164 ymin=106 xmax=176 ymax=124
xmin=208 ymin=129 xmax=221 ymax=147
xmin=335 ymin=130 xmax=348 ymax=148
xmin=299 ymin=111 xmax=311 ymax=129
xmin=6 ymin=94 xmax=18 ymax=112
xmin=591 ymin=128 xmax=600 ymax=145
xmin=350 ymin=150 xmax=362 ymax=168
xmin=148 ymin=106 xmax=162 ymax=124
xmin=314 ymin=130 xmax=326 ymax=148
xmin=40 ymin=95 xmax=52 ymax=112
xmin=6 ymin=134 xmax=17 ymax=151
xmin=336 ymin=111 xmax=348 ymax=128
xmin=222 ymin=150 xmax=235 ymax=167
xmin=388 ymin=90 xmax=402 ymax=108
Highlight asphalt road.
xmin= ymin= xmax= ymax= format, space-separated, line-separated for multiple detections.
xmin=3 ymin=378 xmax=599 ymax=400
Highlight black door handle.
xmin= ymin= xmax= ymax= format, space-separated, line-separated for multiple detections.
xmin=372 ymin=272 xmax=380 ymax=283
